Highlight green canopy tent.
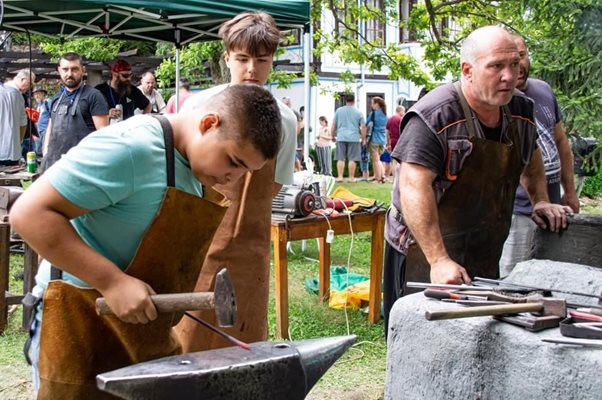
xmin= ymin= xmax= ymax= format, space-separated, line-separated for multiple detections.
xmin=1 ymin=0 xmax=311 ymax=115
xmin=0 ymin=0 xmax=309 ymax=44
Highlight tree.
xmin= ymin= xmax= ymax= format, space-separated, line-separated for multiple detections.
xmin=314 ymin=0 xmax=602 ymax=138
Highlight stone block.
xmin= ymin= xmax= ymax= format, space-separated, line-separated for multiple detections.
xmin=385 ymin=260 xmax=602 ymax=400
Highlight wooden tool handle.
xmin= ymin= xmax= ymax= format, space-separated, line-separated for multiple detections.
xmin=426 ymin=302 xmax=542 ymax=321
xmin=96 ymin=292 xmax=215 ymax=316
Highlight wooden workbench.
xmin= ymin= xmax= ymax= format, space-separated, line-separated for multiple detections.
xmin=271 ymin=209 xmax=386 ymax=339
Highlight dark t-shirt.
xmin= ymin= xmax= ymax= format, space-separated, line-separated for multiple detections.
xmin=392 ymin=114 xmax=536 ymax=178
xmin=43 ymin=85 xmax=109 ymax=171
xmin=49 ymin=85 xmax=108 ymax=132
xmin=94 ymin=82 xmax=149 ymax=120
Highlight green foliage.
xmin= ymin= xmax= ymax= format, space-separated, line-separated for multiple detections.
xmin=582 ymin=160 xmax=602 ymax=197
xmin=40 ymin=38 xmax=124 ymax=62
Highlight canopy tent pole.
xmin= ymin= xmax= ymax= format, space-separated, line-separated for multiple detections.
xmin=175 ymin=29 xmax=181 ymax=112
xmin=302 ymin=23 xmax=311 ymax=170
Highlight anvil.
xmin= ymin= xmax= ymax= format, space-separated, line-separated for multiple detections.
xmin=97 ymin=335 xmax=357 ymax=399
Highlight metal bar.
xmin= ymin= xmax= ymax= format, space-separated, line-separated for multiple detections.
xmin=542 ymin=337 xmax=602 ymax=347
xmin=474 ymin=277 xmax=602 ymax=300
xmin=407 ymin=282 xmax=495 ymax=291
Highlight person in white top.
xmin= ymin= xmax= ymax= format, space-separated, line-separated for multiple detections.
xmin=137 ymin=71 xmax=166 ymax=114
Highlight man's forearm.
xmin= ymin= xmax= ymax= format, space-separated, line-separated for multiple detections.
xmin=399 ymin=163 xmax=449 ymax=264
xmin=520 ymin=148 xmax=550 ymax=206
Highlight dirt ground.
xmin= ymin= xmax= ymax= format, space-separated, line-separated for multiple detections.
xmin=0 ymin=363 xmax=33 ymax=399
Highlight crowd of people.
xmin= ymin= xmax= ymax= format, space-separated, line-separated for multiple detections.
xmin=0 ymin=58 xmax=199 ymax=172
xmin=299 ymin=94 xmax=407 ymax=184
xmin=0 ymin=11 xmax=579 ymax=398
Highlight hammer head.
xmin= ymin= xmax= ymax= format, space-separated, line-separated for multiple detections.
xmin=538 ymin=298 xmax=567 ymax=318
xmin=214 ymin=268 xmax=237 ymax=327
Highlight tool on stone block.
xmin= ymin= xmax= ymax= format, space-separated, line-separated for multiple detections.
xmin=569 ymin=310 xmax=602 ymax=322
xmin=425 ymin=298 xmax=566 ymax=321
xmin=542 ymin=337 xmax=602 ymax=348
xmin=442 ymin=299 xmax=510 ymax=306
xmin=96 ymin=268 xmax=237 ymax=327
xmin=97 ymin=335 xmax=357 ymax=400
xmin=423 ymin=289 xmax=488 ymax=301
xmin=474 ymin=277 xmax=602 ymax=303
xmin=408 ymin=281 xmax=536 ymax=294
xmin=493 ymin=314 xmax=562 ymax=332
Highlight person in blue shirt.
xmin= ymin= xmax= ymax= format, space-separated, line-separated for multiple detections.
xmin=367 ymin=96 xmax=388 ymax=183
xmin=32 ymin=87 xmax=51 ymax=156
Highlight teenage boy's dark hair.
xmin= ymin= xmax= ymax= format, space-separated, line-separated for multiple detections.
xmin=218 ymin=12 xmax=281 ymax=56
xmin=211 ymin=85 xmax=281 ymax=160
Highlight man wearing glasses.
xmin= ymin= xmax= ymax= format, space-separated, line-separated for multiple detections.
xmin=95 ymin=60 xmax=151 ymax=123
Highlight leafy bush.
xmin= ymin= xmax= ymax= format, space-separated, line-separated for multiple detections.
xmin=582 ymin=160 xmax=602 ymax=197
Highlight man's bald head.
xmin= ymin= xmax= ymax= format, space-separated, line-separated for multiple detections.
xmin=459 ymin=25 xmax=520 ymax=114
xmin=461 ymin=26 xmax=516 ymax=67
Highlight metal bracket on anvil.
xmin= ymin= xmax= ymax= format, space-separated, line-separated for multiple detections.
xmin=97 ymin=335 xmax=357 ymax=400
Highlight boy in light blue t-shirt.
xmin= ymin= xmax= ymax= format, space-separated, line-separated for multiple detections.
xmin=10 ymin=84 xmax=282 ymax=393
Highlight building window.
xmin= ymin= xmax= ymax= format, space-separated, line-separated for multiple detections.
xmin=364 ymin=0 xmax=385 ymax=46
xmin=365 ymin=93 xmax=384 ymax=116
xmin=335 ymin=1 xmax=358 ymax=40
xmin=283 ymin=28 xmax=302 ymax=46
xmin=399 ymin=0 xmax=418 ymax=43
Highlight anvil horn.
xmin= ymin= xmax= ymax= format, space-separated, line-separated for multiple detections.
xmin=97 ymin=335 xmax=357 ymax=400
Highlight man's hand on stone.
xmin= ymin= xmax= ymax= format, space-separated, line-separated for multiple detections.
xmin=430 ymin=257 xmax=471 ymax=285
xmin=561 ymin=192 xmax=580 ymax=214
xmin=532 ymin=202 xmax=573 ymax=232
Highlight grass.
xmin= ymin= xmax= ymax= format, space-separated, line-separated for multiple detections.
xmin=266 ymin=181 xmax=392 ymax=399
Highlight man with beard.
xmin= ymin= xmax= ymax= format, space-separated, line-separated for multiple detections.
xmin=499 ymin=34 xmax=579 ymax=277
xmin=41 ymin=53 xmax=109 ymax=172
xmin=95 ymin=59 xmax=150 ymax=123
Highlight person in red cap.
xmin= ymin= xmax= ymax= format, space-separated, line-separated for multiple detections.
xmin=95 ymin=60 xmax=151 ymax=123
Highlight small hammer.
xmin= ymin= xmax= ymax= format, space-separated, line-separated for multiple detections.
xmin=96 ymin=268 xmax=237 ymax=327
xmin=426 ymin=298 xmax=566 ymax=321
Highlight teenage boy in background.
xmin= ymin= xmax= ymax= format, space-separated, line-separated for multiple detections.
xmin=175 ymin=11 xmax=297 ymax=351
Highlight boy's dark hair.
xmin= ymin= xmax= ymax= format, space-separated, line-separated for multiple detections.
xmin=211 ymin=85 xmax=281 ymax=160
xmin=60 ymin=52 xmax=84 ymax=65
xmin=345 ymin=93 xmax=355 ymax=103
xmin=218 ymin=12 xmax=281 ymax=56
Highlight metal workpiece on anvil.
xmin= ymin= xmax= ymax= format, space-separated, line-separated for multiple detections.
xmin=97 ymin=335 xmax=357 ymax=400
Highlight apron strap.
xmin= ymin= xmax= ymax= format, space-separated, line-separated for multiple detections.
xmin=69 ymin=85 xmax=84 ymax=117
xmin=453 ymin=81 xmax=477 ymax=139
xmin=152 ymin=115 xmax=176 ymax=188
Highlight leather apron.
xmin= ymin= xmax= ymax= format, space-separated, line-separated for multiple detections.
xmin=404 ymin=93 xmax=524 ymax=293
xmin=37 ymin=117 xmax=229 ymax=399
xmin=175 ymin=159 xmax=276 ymax=351
xmin=41 ymin=85 xmax=90 ymax=172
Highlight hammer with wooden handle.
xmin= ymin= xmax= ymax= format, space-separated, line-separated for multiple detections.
xmin=425 ymin=298 xmax=566 ymax=321
xmin=95 ymin=268 xmax=237 ymax=327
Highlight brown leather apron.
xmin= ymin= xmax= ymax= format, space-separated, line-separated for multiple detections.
xmin=175 ymin=159 xmax=276 ymax=351
xmin=37 ymin=117 xmax=229 ymax=399
xmin=404 ymin=95 xmax=524 ymax=290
